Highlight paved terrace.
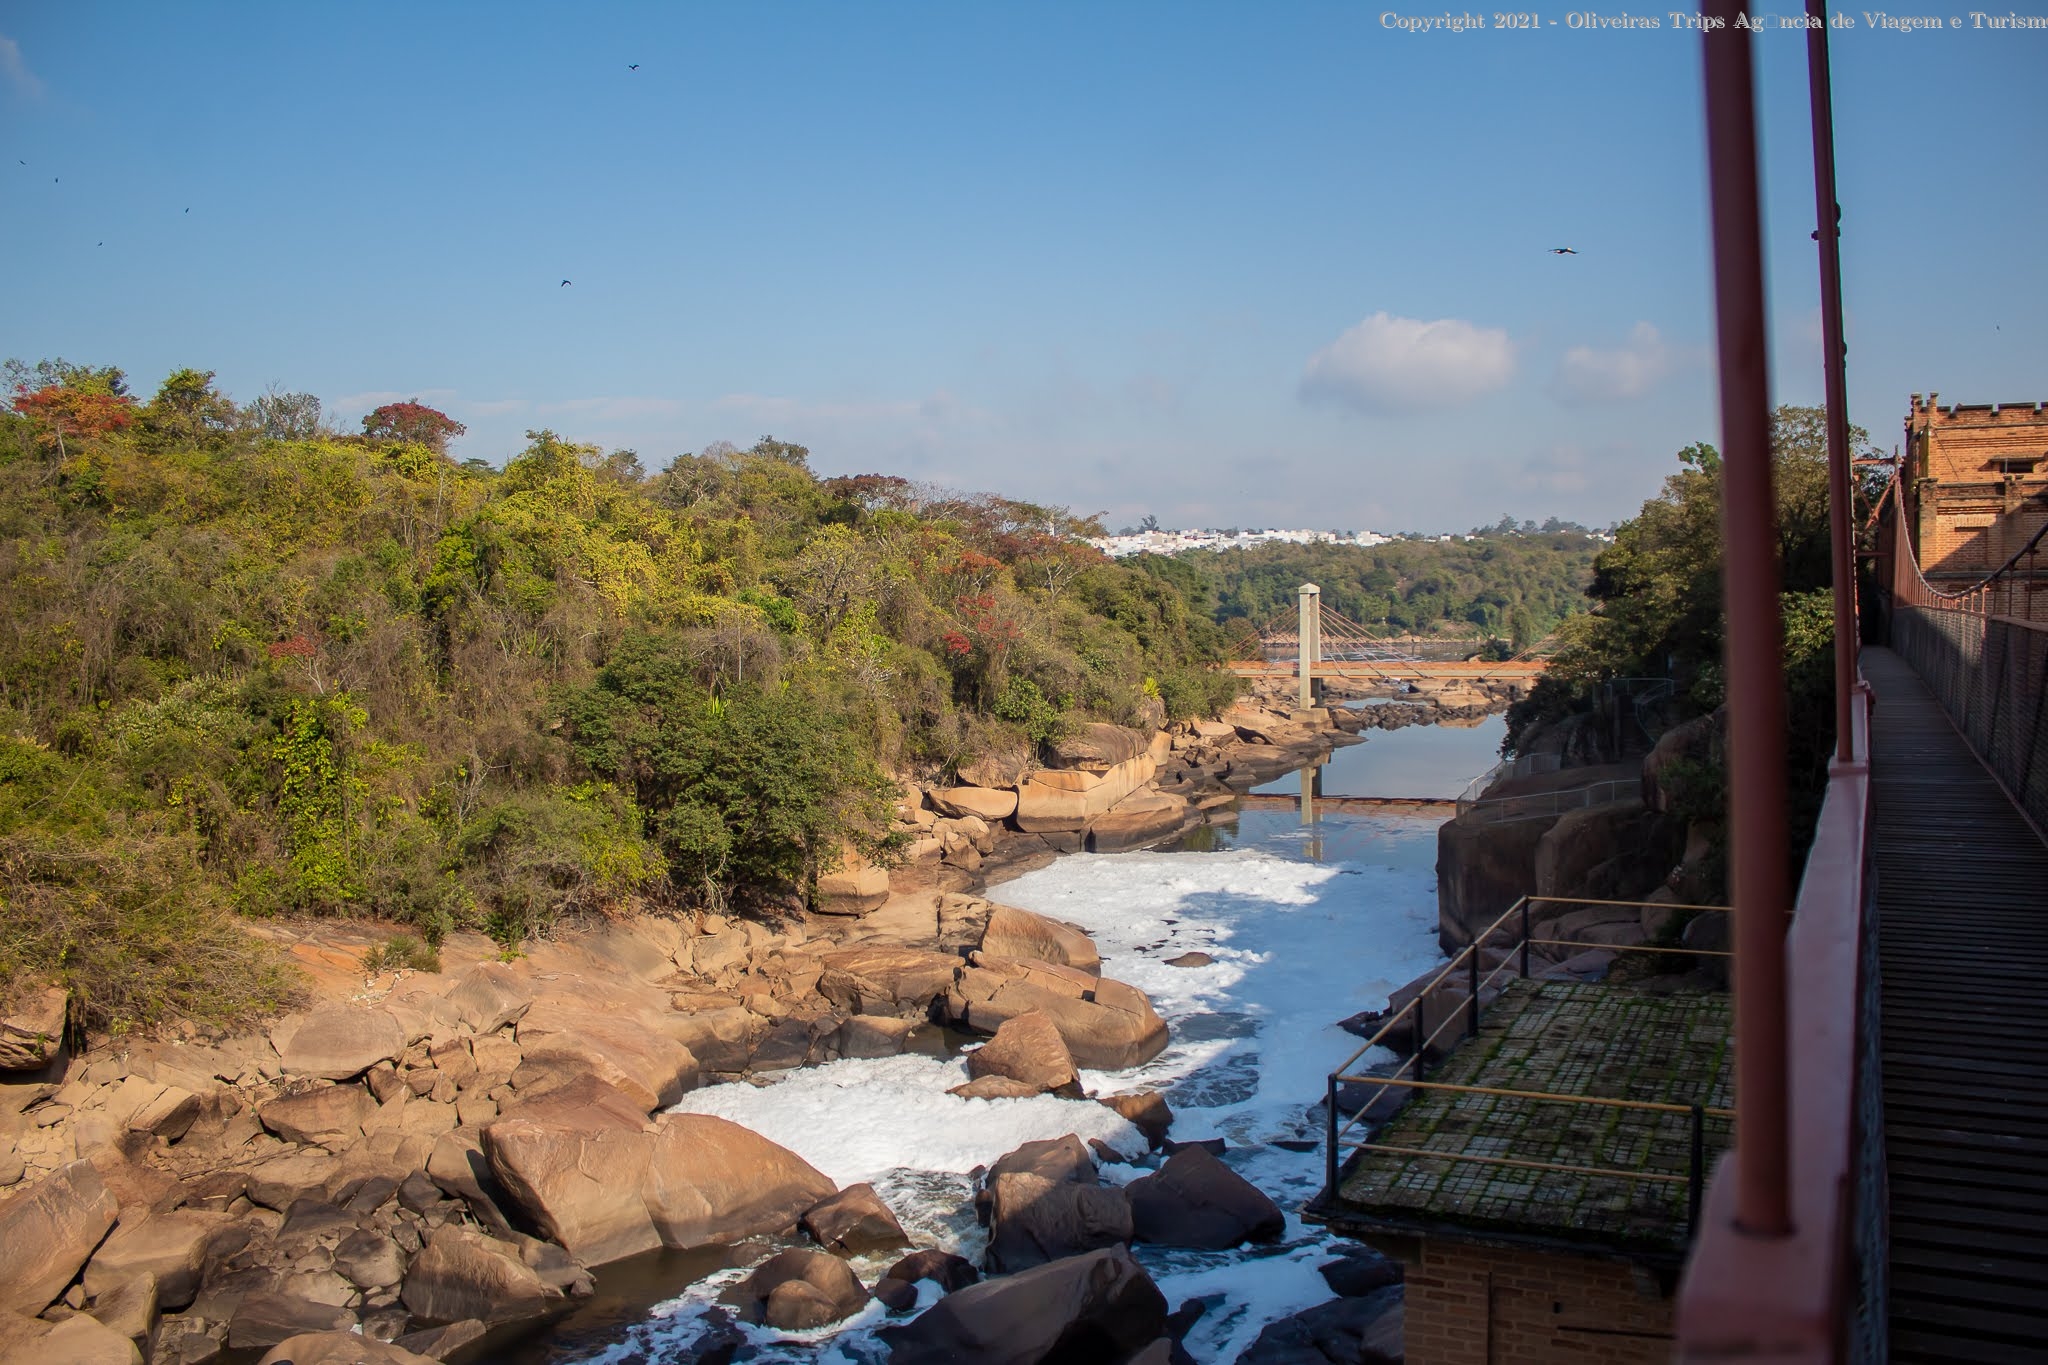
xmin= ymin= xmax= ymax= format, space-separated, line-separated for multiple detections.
xmin=1335 ymin=980 xmax=1732 ymax=1261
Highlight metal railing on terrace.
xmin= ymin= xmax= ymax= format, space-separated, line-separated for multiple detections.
xmin=1320 ymin=895 xmax=1734 ymax=1237
xmin=1454 ymin=776 xmax=1643 ymax=824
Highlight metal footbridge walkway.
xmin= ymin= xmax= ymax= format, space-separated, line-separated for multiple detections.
xmin=1865 ymin=646 xmax=2048 ymax=1362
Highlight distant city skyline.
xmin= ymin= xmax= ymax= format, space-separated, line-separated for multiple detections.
xmin=1 ymin=6 xmax=2041 ymax=532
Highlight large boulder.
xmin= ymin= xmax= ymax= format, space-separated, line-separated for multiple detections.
xmin=932 ymin=786 xmax=1020 ymax=821
xmin=958 ymin=743 xmax=1031 ymax=791
xmin=1235 ymin=1286 xmax=1403 ymax=1365
xmin=816 ymin=947 xmax=962 ymax=1020
xmin=82 ymin=1208 xmax=232 ymax=1308
xmin=443 ymin=963 xmax=534 ymax=1034
xmin=724 ymin=1248 xmax=870 ymax=1330
xmin=1047 ymin=723 xmax=1149 ymax=771
xmin=1086 ymin=791 xmax=1189 ymax=853
xmin=1125 ymin=1145 xmax=1284 ymax=1249
xmin=0 ymin=987 xmax=66 ymax=1072
xmin=513 ymin=1003 xmax=700 ymax=1111
xmin=974 ymin=1135 xmax=1097 ymax=1225
xmin=985 ymin=1173 xmax=1132 ymax=1272
xmin=280 ymin=1006 xmax=407 ymax=1081
xmin=664 ymin=1007 xmax=760 ymax=1075
xmin=1013 ymin=754 xmax=1158 ymax=834
xmin=0 ymin=1310 xmax=141 ymax=1365
xmin=400 ymin=1224 xmax=564 ymax=1325
xmin=259 ymin=1085 xmax=378 ymax=1148
xmin=1534 ymin=799 xmax=1684 ymax=910
xmin=257 ymin=1334 xmax=441 ymax=1365
xmin=227 ymin=1292 xmax=357 ymax=1351
xmin=880 ymin=1246 xmax=1168 ymax=1365
xmin=800 ymin=1183 xmax=909 ymax=1255
xmin=948 ymin=955 xmax=1168 ymax=1070
xmin=965 ymin=1012 xmax=1080 ymax=1096
xmin=483 ymin=1109 xmax=835 ymax=1269
xmin=979 ymin=905 xmax=1101 ymax=975
xmin=0 ymin=1159 xmax=119 ymax=1314
xmin=1097 ymin=1092 xmax=1173 ymax=1149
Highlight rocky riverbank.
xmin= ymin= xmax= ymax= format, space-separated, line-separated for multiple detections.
xmin=0 ymin=684 xmax=1499 ymax=1365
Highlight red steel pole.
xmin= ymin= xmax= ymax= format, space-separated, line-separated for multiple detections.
xmin=1807 ymin=0 xmax=1859 ymax=763
xmin=1702 ymin=0 xmax=1795 ymax=1238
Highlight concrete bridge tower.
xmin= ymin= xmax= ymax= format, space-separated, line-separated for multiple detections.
xmin=1297 ymin=582 xmax=1321 ymax=710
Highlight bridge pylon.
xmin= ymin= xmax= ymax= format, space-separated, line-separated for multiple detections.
xmin=1297 ymin=582 xmax=1321 ymax=710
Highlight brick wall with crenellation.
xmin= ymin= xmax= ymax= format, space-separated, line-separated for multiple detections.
xmin=1402 ymin=1238 xmax=1675 ymax=1365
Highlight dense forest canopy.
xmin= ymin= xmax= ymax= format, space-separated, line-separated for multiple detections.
xmin=0 ymin=360 xmax=1238 ymax=1030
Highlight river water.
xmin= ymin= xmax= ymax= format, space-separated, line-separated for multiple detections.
xmin=535 ymin=722 xmax=1493 ymax=1364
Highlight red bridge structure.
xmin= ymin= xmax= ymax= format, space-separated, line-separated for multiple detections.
xmin=1303 ymin=3 xmax=2048 ymax=1361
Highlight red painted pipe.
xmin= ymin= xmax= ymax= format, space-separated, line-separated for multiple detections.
xmin=1807 ymin=0 xmax=1860 ymax=764
xmin=1702 ymin=0 xmax=1795 ymax=1239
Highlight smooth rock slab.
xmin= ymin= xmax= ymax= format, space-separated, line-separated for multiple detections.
xmin=257 ymin=1332 xmax=442 ymax=1365
xmin=1125 ymin=1145 xmax=1283 ymax=1250
xmin=963 ymin=1011 xmax=1080 ymax=1095
xmin=280 ymin=1007 xmax=406 ymax=1082
xmin=880 ymin=1246 xmax=1167 ymax=1365
xmin=82 ymin=1208 xmax=232 ymax=1307
xmin=979 ymin=905 xmax=1101 ymax=975
xmin=0 ymin=1159 xmax=119 ymax=1314
xmin=948 ymin=954 xmax=1168 ymax=1070
xmin=400 ymin=1224 xmax=562 ymax=1326
xmin=799 ymin=1182 xmax=908 ymax=1255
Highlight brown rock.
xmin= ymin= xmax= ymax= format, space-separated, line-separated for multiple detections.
xmin=664 ymin=1007 xmax=759 ymax=1074
xmin=333 ymin=1230 xmax=406 ymax=1290
xmin=947 ymin=955 xmax=1168 ymax=1070
xmin=957 ymin=744 xmax=1031 ymax=790
xmin=946 ymin=1076 xmax=1043 ymax=1100
xmin=1048 ymin=723 xmax=1148 ymax=771
xmin=882 ymin=1248 xmax=979 ymax=1293
xmin=1163 ymin=951 xmax=1213 ymax=968
xmin=87 ymin=1269 xmax=157 ymax=1350
xmin=0 ymin=987 xmax=66 ymax=1072
xmin=256 ymin=1331 xmax=441 ymax=1364
xmin=931 ymin=787 xmax=1019 ymax=821
xmin=1125 ymin=1145 xmax=1283 ymax=1249
xmin=281 ymin=1008 xmax=406 ymax=1082
xmin=725 ymin=1248 xmax=869 ymax=1330
xmin=1085 ymin=791 xmax=1189 ymax=852
xmin=400 ymin=1224 xmax=562 ymax=1326
xmin=482 ymin=1112 xmax=658 ymax=1267
xmin=259 ymin=1086 xmax=377 ymax=1148
xmin=1098 ymin=1091 xmax=1174 ymax=1148
xmin=0 ymin=1159 xmax=119 ymax=1315
xmin=800 ymin=1183 xmax=908 ymax=1254
xmin=642 ymin=1113 xmax=838 ymax=1252
xmin=0 ymin=1309 xmax=142 ymax=1365
xmin=392 ymin=1319 xmax=488 ymax=1361
xmin=127 ymin=1085 xmax=203 ymax=1141
xmin=513 ymin=1005 xmax=699 ymax=1112
xmin=82 ymin=1209 xmax=231 ymax=1307
xmin=227 ymin=1292 xmax=357 ymax=1350
xmin=466 ymin=1032 xmax=523 ymax=1080
xmin=831 ymin=1015 xmax=917 ymax=1060
xmin=965 ymin=1011 xmax=1081 ymax=1096
xmin=979 ymin=905 xmax=1101 ymax=975
xmin=443 ymin=964 xmax=533 ymax=1035
xmin=816 ymin=947 xmax=961 ymax=1019
xmin=985 ymin=1173 xmax=1132 ymax=1272
xmin=879 ymin=1245 xmax=1167 ymax=1365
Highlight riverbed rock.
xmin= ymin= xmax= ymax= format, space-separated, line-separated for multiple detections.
xmin=726 ymin=1248 xmax=871 ymax=1330
xmin=880 ymin=1246 xmax=1168 ymax=1365
xmin=978 ymin=905 xmax=1101 ymax=975
xmin=800 ymin=1183 xmax=909 ymax=1255
xmin=228 ymin=1291 xmax=358 ymax=1350
xmin=82 ymin=1208 xmax=231 ymax=1307
xmin=0 ymin=1159 xmax=119 ymax=1314
xmin=1319 ymin=1244 xmax=1403 ymax=1298
xmin=666 ymin=1007 xmax=760 ymax=1075
xmin=1235 ymin=1286 xmax=1403 ymax=1365
xmin=964 ymin=1012 xmax=1080 ymax=1096
xmin=817 ymin=856 xmax=892 ymax=916
xmin=1087 ymin=791 xmax=1189 ymax=852
xmin=816 ymin=947 xmax=961 ymax=1020
xmin=1097 ymin=1091 xmax=1174 ymax=1148
xmin=1014 ymin=755 xmax=1157 ymax=833
xmin=444 ymin=963 xmax=534 ymax=1035
xmin=256 ymin=1332 xmax=442 ymax=1364
xmin=259 ymin=1085 xmax=378 ymax=1149
xmin=831 ymin=1015 xmax=918 ymax=1061
xmin=1533 ymin=799 xmax=1684 ymax=912
xmin=932 ymin=786 xmax=1020 ymax=821
xmin=0 ymin=988 xmax=67 ymax=1072
xmin=400 ymin=1224 xmax=563 ymax=1326
xmin=880 ymin=1248 xmax=979 ymax=1298
xmin=513 ymin=1004 xmax=699 ymax=1112
xmin=1125 ymin=1145 xmax=1284 ymax=1249
xmin=948 ymin=1075 xmax=1045 ymax=1100
xmin=481 ymin=1105 xmax=658 ymax=1265
xmin=0 ymin=1309 xmax=142 ymax=1365
xmin=280 ymin=1007 xmax=407 ymax=1082
xmin=948 ymin=955 xmax=1168 ymax=1070
xmin=644 ymin=1113 xmax=838 ymax=1250
xmin=985 ymin=1173 xmax=1132 ymax=1273
xmin=958 ymin=743 xmax=1032 ymax=790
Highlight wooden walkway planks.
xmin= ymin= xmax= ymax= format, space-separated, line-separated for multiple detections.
xmin=1867 ymin=646 xmax=2048 ymax=1363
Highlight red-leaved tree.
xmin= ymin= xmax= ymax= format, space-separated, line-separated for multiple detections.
xmin=10 ymin=383 xmax=138 ymax=451
xmin=361 ymin=400 xmax=466 ymax=453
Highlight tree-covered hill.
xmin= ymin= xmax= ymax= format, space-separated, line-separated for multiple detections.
xmin=0 ymin=360 xmax=1236 ymax=1030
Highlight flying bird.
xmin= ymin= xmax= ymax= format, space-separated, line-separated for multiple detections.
xmin=628 ymin=63 xmax=639 ymax=70
xmin=184 ymin=207 xmax=190 ymax=214
xmin=1549 ymin=247 xmax=1577 ymax=255
xmin=560 ymin=279 xmax=572 ymax=287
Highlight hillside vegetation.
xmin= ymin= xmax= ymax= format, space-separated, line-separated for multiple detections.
xmin=1141 ymin=525 xmax=1604 ymax=653
xmin=0 ymin=360 xmax=1236 ymax=1031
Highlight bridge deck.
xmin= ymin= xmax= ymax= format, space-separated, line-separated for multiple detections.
xmin=1867 ymin=646 xmax=2048 ymax=1363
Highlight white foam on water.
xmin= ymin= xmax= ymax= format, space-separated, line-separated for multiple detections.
xmin=580 ymin=810 xmax=1445 ymax=1362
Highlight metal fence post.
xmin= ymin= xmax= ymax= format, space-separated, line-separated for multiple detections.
xmin=1688 ymin=1103 xmax=1707 ymax=1235
xmin=1414 ymin=995 xmax=1428 ymax=1082
xmin=1467 ymin=949 xmax=1481 ymax=1037
xmin=1520 ymin=899 xmax=1532 ymax=978
xmin=1327 ymin=1075 xmax=1340 ymax=1196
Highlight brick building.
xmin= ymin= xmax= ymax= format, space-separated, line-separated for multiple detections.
xmin=1901 ymin=394 xmax=2048 ymax=620
xmin=1309 ymin=980 xmax=1732 ymax=1364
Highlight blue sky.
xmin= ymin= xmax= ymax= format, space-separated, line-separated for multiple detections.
xmin=2 ymin=4 xmax=2042 ymax=532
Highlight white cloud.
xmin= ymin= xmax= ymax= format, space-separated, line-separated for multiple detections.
xmin=0 ymin=35 xmax=43 ymax=98
xmin=534 ymin=395 xmax=684 ymax=422
xmin=1299 ymin=312 xmax=1517 ymax=414
xmin=1552 ymin=322 xmax=1677 ymax=404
